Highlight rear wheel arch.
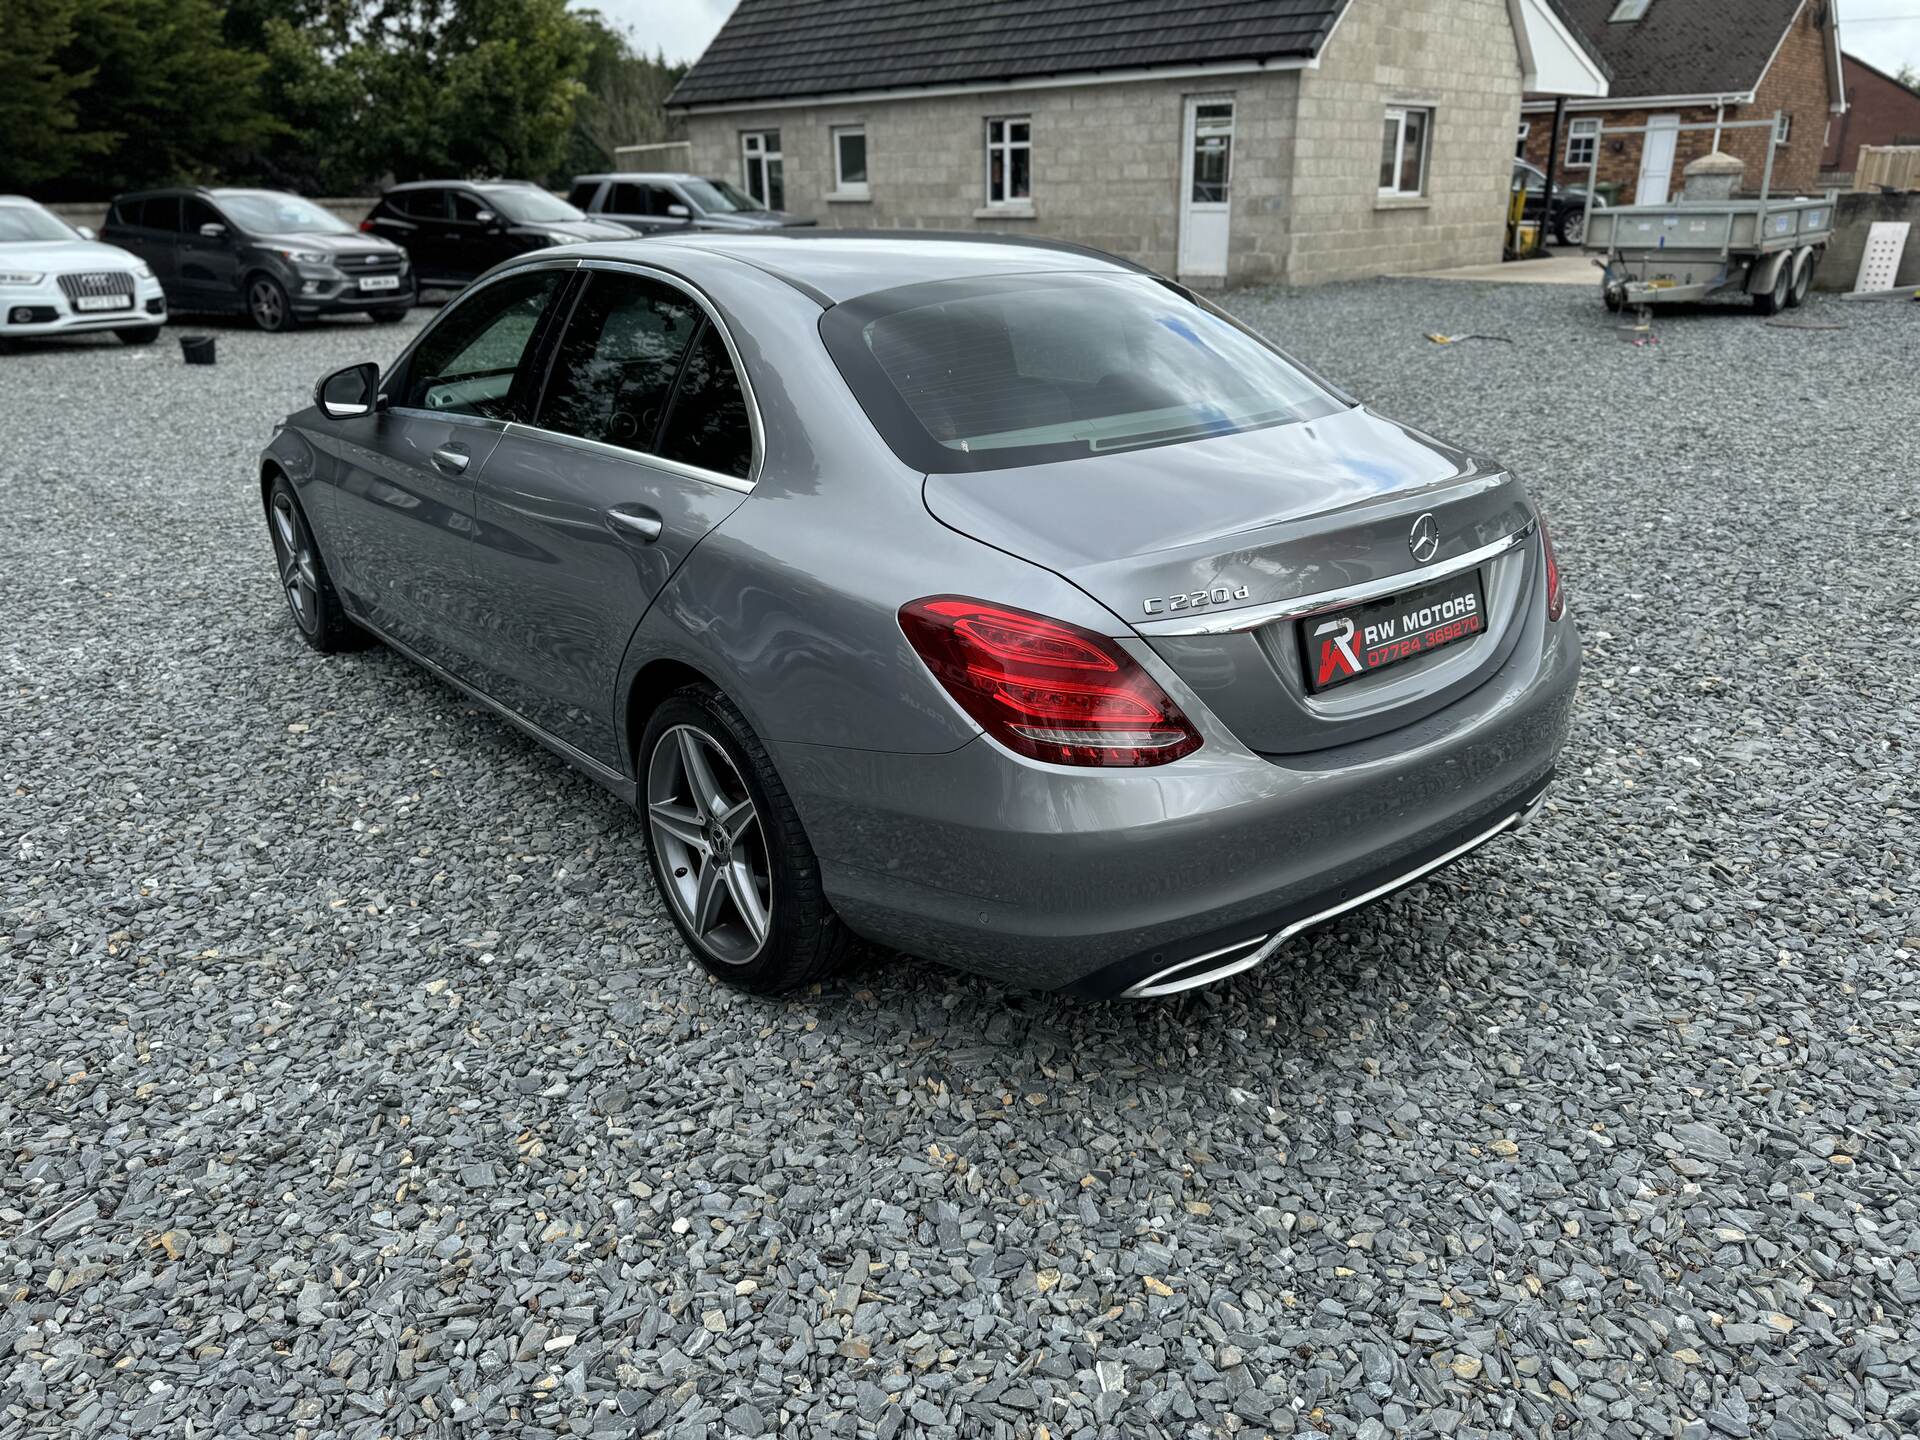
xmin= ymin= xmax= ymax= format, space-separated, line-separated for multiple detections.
xmin=625 ymin=658 xmax=721 ymax=770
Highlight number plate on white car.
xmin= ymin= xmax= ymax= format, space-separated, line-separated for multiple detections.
xmin=358 ymin=275 xmax=400 ymax=291
xmin=75 ymin=295 xmax=132 ymax=311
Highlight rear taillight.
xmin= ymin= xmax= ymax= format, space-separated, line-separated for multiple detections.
xmin=1539 ymin=514 xmax=1565 ymax=621
xmin=358 ymin=219 xmax=376 ymax=233
xmin=899 ymin=596 xmax=1202 ymax=767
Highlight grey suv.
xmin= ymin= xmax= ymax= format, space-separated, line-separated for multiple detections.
xmin=103 ymin=187 xmax=413 ymax=331
xmin=567 ymin=173 xmax=817 ymax=235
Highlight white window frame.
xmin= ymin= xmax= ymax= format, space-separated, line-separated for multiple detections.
xmin=1516 ymin=120 xmax=1530 ymax=158
xmin=1565 ymin=117 xmax=1599 ymax=169
xmin=831 ymin=124 xmax=869 ymax=198
xmin=1378 ymin=105 xmax=1432 ymax=198
xmin=985 ymin=115 xmax=1032 ymax=208
xmin=1774 ymin=112 xmax=1792 ymax=144
xmin=740 ymin=130 xmax=783 ymax=209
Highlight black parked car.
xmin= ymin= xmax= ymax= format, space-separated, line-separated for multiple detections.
xmin=360 ymin=181 xmax=630 ymax=290
xmin=567 ymin=173 xmax=817 ymax=235
xmin=1514 ymin=160 xmax=1591 ymax=246
xmin=102 ymin=187 xmax=412 ymax=331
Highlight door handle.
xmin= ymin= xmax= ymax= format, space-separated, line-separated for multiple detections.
xmin=606 ymin=505 xmax=664 ymax=543
xmin=431 ymin=446 xmax=469 ymax=473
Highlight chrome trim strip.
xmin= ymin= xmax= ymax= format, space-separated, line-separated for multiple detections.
xmin=1136 ymin=520 xmax=1538 ymax=637
xmin=1123 ymin=782 xmax=1549 ymax=998
xmin=500 ymin=422 xmax=755 ymax=494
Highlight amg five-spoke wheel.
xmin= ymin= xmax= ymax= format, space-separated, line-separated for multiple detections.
xmin=270 ymin=491 xmax=321 ymax=637
xmin=647 ymin=723 xmax=773 ymax=964
xmin=638 ymin=687 xmax=849 ymax=991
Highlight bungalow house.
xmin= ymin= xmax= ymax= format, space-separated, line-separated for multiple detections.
xmin=666 ymin=0 xmax=1607 ymax=287
xmin=1822 ymin=53 xmax=1920 ymax=182
xmin=1518 ymin=0 xmax=1848 ymax=206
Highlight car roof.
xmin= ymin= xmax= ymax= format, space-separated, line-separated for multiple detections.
xmin=606 ymin=231 xmax=1144 ymax=305
xmin=573 ymin=173 xmax=699 ymax=184
xmin=386 ymin=179 xmax=539 ymax=190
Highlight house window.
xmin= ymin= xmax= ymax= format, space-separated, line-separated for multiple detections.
xmin=1775 ymin=112 xmax=1792 ymax=144
xmin=985 ymin=117 xmax=1031 ymax=207
xmin=832 ymin=125 xmax=868 ymax=197
xmin=1516 ymin=120 xmax=1530 ymax=157
xmin=1378 ymin=106 xmax=1431 ymax=197
xmin=1565 ymin=117 xmax=1599 ymax=168
xmin=1608 ymin=0 xmax=1652 ymax=20
xmin=741 ymin=130 xmax=783 ymax=210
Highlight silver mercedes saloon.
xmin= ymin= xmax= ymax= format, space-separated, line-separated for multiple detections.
xmin=260 ymin=232 xmax=1579 ymax=998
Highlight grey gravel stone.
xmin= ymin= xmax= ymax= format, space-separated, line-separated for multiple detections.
xmin=2 ymin=282 xmax=1917 ymax=1440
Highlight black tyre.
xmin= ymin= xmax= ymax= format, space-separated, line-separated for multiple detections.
xmin=367 ymin=306 xmax=409 ymax=324
xmin=1753 ymin=260 xmax=1792 ymax=316
xmin=1556 ymin=209 xmax=1586 ymax=247
xmin=115 ymin=326 xmax=159 ymax=345
xmin=247 ymin=274 xmax=295 ymax=332
xmin=640 ymin=685 xmax=849 ymax=993
xmin=265 ymin=473 xmax=372 ymax=652
xmin=1786 ymin=253 xmax=1815 ymax=309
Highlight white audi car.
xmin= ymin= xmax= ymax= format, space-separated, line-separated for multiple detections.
xmin=0 ymin=196 xmax=168 ymax=345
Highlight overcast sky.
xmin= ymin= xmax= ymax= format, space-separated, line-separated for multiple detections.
xmin=582 ymin=0 xmax=1920 ymax=81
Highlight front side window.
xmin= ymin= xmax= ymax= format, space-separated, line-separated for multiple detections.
xmin=833 ymin=125 xmax=869 ymax=196
xmin=741 ymin=131 xmax=784 ymax=209
xmin=180 ymin=197 xmax=223 ymax=235
xmin=483 ymin=187 xmax=586 ymax=223
xmin=1379 ymin=107 xmax=1431 ymax=197
xmin=138 ymin=197 xmax=179 ymax=232
xmin=820 ymin=272 xmax=1344 ymax=473
xmin=538 ymin=272 xmax=704 ymax=453
xmin=686 ymin=178 xmax=759 ymax=213
xmin=985 ymin=117 xmax=1031 ymax=206
xmin=399 ymin=268 xmax=565 ymax=418
xmin=1565 ymin=117 xmax=1599 ymax=168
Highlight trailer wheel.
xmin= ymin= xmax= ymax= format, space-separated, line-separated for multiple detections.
xmin=1753 ymin=259 xmax=1792 ymax=317
xmin=1786 ymin=252 xmax=1816 ymax=309
xmin=1603 ymin=282 xmax=1626 ymax=313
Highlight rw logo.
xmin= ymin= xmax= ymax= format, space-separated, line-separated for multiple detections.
xmin=1313 ymin=616 xmax=1361 ymax=687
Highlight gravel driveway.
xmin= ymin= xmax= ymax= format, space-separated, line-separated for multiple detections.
xmin=4 ymin=284 xmax=1917 ymax=1440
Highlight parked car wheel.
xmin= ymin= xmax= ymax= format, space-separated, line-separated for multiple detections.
xmin=640 ymin=686 xmax=849 ymax=993
xmin=265 ymin=474 xmax=371 ymax=652
xmin=367 ymin=306 xmax=409 ymax=324
xmin=1555 ymin=209 xmax=1586 ymax=246
xmin=248 ymin=274 xmax=294 ymax=332
xmin=1753 ymin=260 xmax=1792 ymax=316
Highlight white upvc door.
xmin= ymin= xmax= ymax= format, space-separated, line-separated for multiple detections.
xmin=1636 ymin=114 xmax=1680 ymax=205
xmin=1177 ymin=95 xmax=1235 ymax=279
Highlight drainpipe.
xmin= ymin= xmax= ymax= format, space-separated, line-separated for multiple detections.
xmin=1712 ymin=103 xmax=1724 ymax=151
xmin=1540 ymin=97 xmax=1567 ymax=254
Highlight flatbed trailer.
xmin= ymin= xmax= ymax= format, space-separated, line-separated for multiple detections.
xmin=1578 ymin=114 xmax=1834 ymax=315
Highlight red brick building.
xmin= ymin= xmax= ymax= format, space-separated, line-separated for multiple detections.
xmin=1519 ymin=0 xmax=1847 ymax=204
xmin=1822 ymin=53 xmax=1920 ymax=178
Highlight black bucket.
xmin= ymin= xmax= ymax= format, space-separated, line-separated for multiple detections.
xmin=179 ymin=335 xmax=217 ymax=365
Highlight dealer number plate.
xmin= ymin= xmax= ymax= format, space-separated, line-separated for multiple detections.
xmin=1300 ymin=571 xmax=1486 ymax=693
xmin=75 ymin=294 xmax=132 ymax=311
xmin=358 ymin=275 xmax=400 ymax=291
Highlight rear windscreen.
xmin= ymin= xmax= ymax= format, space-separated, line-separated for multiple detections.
xmin=820 ymin=271 xmax=1345 ymax=472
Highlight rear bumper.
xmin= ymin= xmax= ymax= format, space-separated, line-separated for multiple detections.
xmin=777 ymin=605 xmax=1580 ymax=995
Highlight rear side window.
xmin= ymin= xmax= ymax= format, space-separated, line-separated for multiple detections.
xmin=568 ymin=181 xmax=601 ymax=209
xmin=658 ymin=324 xmax=752 ymax=478
xmin=111 ymin=199 xmax=143 ymax=228
xmin=400 ymin=269 xmax=565 ymax=418
xmin=608 ymin=182 xmax=669 ymax=215
xmin=537 ymin=273 xmax=703 ymax=452
xmin=397 ymin=189 xmax=448 ymax=219
xmin=140 ymin=197 xmax=180 ymax=232
xmin=820 ymin=271 xmax=1344 ymax=472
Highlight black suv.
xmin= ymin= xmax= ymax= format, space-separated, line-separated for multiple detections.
xmin=360 ymin=181 xmax=629 ymax=289
xmin=102 ymin=187 xmax=413 ymax=331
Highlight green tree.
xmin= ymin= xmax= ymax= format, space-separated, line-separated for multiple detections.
xmin=61 ymin=0 xmax=275 ymax=192
xmin=0 ymin=0 xmax=112 ymax=188
xmin=1897 ymin=62 xmax=1919 ymax=93
xmin=567 ymin=14 xmax=687 ymax=175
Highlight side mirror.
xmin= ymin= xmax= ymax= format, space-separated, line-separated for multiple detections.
xmin=474 ymin=209 xmax=499 ymax=227
xmin=316 ymin=361 xmax=382 ymax=420
xmin=666 ymin=203 xmax=691 ymax=220
xmin=77 ymin=225 xmax=98 ymax=241
xmin=199 ymin=222 xmax=228 ymax=240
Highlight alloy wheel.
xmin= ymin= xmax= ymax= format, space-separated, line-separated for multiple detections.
xmin=1561 ymin=211 xmax=1584 ymax=246
xmin=270 ymin=492 xmax=320 ymax=635
xmin=646 ymin=724 xmax=772 ymax=964
xmin=251 ymin=279 xmax=286 ymax=331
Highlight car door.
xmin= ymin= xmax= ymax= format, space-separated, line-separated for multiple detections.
xmin=175 ymin=196 xmax=243 ymax=312
xmin=446 ymin=191 xmax=518 ymax=282
xmin=113 ymin=197 xmax=179 ymax=291
xmin=464 ymin=263 xmax=756 ymax=765
xmin=392 ymin=188 xmax=452 ymax=283
xmin=597 ymin=181 xmax=665 ymax=236
xmin=323 ymin=265 xmax=572 ymax=668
